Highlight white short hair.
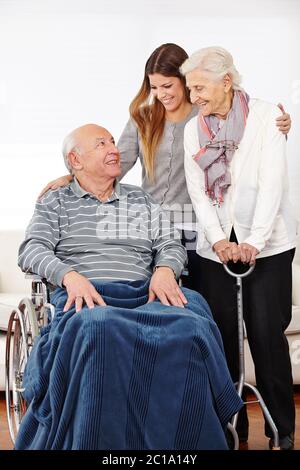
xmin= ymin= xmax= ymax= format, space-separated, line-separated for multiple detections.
xmin=180 ymin=46 xmax=242 ymax=90
xmin=61 ymin=131 xmax=80 ymax=174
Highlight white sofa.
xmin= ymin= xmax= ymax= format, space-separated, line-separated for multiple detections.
xmin=0 ymin=231 xmax=32 ymax=390
xmin=1 ymin=230 xmax=300 ymax=390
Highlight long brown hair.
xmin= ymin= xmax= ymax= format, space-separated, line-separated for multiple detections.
xmin=129 ymin=43 xmax=190 ymax=182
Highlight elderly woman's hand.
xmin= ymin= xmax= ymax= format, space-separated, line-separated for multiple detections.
xmin=276 ymin=103 xmax=291 ymax=135
xmin=213 ymin=239 xmax=240 ymax=264
xmin=239 ymin=243 xmax=259 ymax=265
xmin=38 ymin=174 xmax=73 ymax=199
xmin=148 ymin=266 xmax=188 ymax=308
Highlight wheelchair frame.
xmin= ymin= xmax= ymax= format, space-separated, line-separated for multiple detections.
xmin=5 ymin=275 xmax=54 ymax=444
xmin=5 ymin=272 xmax=239 ymax=449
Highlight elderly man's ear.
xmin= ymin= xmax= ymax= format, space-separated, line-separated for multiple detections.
xmin=68 ymin=151 xmax=83 ymax=171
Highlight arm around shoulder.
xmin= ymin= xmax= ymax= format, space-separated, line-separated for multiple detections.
xmin=243 ymin=104 xmax=287 ymax=251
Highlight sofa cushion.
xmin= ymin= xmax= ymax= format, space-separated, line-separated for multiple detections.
xmin=0 ymin=230 xmax=29 ymax=294
xmin=0 ymin=332 xmax=6 ymax=390
xmin=289 ymin=305 xmax=300 ymax=334
xmin=292 ymin=263 xmax=300 ymax=307
xmin=0 ymin=293 xmax=29 ymax=331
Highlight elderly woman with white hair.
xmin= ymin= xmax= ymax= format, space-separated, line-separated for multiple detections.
xmin=181 ymin=47 xmax=297 ymax=450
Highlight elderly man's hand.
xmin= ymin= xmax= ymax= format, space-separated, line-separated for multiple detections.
xmin=148 ymin=266 xmax=188 ymax=308
xmin=62 ymin=271 xmax=106 ymax=313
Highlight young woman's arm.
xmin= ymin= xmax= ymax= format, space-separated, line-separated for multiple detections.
xmin=38 ymin=174 xmax=73 ymax=199
xmin=117 ymin=118 xmax=140 ymax=180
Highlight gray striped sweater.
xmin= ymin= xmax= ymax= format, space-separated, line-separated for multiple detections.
xmin=18 ymin=178 xmax=187 ymax=286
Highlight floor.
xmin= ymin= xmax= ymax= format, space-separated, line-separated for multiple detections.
xmin=1 ymin=390 xmax=299 ymax=450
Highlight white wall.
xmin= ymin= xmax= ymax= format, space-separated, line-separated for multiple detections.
xmin=0 ymin=0 xmax=299 ymax=230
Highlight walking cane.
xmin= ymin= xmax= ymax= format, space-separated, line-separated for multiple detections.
xmin=223 ymin=263 xmax=280 ymax=450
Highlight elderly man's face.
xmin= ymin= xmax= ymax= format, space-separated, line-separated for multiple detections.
xmin=76 ymin=126 xmax=121 ymax=179
xmin=186 ymin=68 xmax=231 ymax=117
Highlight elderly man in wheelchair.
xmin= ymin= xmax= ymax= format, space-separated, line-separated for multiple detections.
xmin=6 ymin=123 xmax=242 ymax=450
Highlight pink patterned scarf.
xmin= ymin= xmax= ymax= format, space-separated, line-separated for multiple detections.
xmin=193 ymin=90 xmax=249 ymax=206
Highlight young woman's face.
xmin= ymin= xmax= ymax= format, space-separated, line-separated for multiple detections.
xmin=148 ymin=73 xmax=187 ymax=112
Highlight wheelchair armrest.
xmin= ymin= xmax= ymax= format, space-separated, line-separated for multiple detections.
xmin=25 ymin=273 xmax=52 ymax=288
xmin=178 ymin=269 xmax=189 ymax=287
xmin=24 ymin=273 xmax=52 ymax=304
xmin=25 ymin=273 xmax=44 ymax=281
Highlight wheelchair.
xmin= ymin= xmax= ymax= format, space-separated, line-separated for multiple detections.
xmin=5 ymin=275 xmax=54 ymax=444
xmin=5 ymin=272 xmax=239 ymax=449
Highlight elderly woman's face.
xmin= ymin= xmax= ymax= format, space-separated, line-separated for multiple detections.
xmin=186 ymin=68 xmax=232 ymax=117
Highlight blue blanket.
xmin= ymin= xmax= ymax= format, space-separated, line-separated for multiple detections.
xmin=15 ymin=281 xmax=242 ymax=450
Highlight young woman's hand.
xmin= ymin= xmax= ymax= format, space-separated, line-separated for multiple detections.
xmin=38 ymin=174 xmax=73 ymax=199
xmin=276 ymin=103 xmax=291 ymax=135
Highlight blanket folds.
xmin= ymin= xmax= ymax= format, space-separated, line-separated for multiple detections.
xmin=15 ymin=280 xmax=242 ymax=450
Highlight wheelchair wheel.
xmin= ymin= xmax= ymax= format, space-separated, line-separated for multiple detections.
xmin=5 ymin=299 xmax=39 ymax=444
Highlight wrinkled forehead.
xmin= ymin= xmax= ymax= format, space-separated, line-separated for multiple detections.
xmin=186 ymin=69 xmax=216 ymax=88
xmin=77 ymin=125 xmax=114 ymax=148
xmin=87 ymin=125 xmax=112 ymax=141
